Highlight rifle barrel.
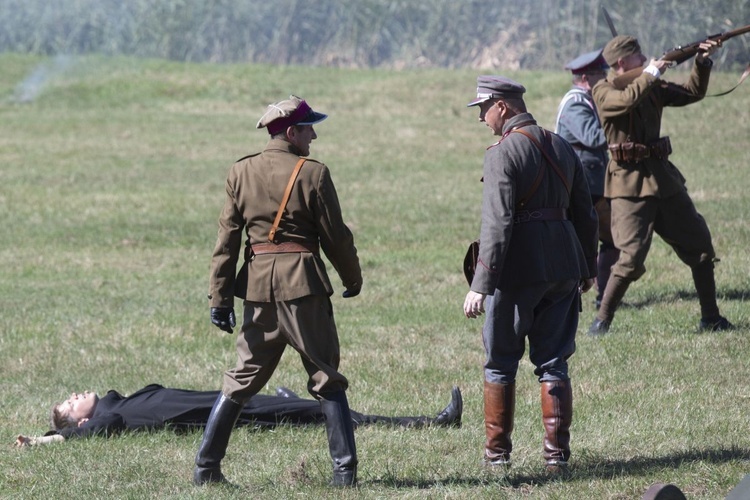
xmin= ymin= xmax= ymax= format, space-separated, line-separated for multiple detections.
xmin=663 ymin=25 xmax=750 ymax=63
xmin=611 ymin=23 xmax=750 ymax=89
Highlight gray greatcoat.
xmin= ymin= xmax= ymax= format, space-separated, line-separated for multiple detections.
xmin=471 ymin=112 xmax=598 ymax=384
xmin=554 ymin=86 xmax=608 ymax=197
xmin=471 ymin=113 xmax=598 ymax=295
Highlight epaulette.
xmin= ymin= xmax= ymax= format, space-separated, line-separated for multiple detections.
xmin=235 ymin=152 xmax=261 ymax=163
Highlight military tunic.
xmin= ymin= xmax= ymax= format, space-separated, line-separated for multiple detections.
xmin=208 ymin=139 xmax=362 ymax=399
xmin=592 ymin=59 xmax=716 ymax=280
xmin=471 ymin=113 xmax=598 ymax=384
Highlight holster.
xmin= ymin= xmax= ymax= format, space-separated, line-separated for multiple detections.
xmin=233 ymin=241 xmax=255 ymax=299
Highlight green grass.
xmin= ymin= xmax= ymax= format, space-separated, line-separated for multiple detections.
xmin=1 ymin=54 xmax=748 ymax=499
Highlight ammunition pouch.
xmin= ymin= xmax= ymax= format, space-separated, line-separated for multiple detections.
xmin=608 ymin=136 xmax=672 ymax=163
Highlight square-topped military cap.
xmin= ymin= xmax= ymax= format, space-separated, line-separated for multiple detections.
xmin=564 ymin=49 xmax=609 ymax=74
xmin=466 ymin=75 xmax=526 ymax=107
xmin=256 ymin=95 xmax=328 ymax=135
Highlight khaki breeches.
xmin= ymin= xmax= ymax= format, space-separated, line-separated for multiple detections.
xmin=222 ymin=294 xmax=348 ymax=401
xmin=610 ymin=192 xmax=715 ymax=281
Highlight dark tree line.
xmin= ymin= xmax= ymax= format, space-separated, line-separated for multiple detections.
xmin=1 ymin=0 xmax=748 ymax=69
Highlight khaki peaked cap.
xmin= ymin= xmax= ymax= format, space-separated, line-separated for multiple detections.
xmin=603 ymin=36 xmax=642 ymax=66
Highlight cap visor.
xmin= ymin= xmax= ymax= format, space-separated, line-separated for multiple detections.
xmin=297 ymin=111 xmax=328 ymax=126
xmin=466 ymin=97 xmax=490 ymax=107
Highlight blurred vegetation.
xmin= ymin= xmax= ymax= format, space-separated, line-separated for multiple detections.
xmin=0 ymin=0 xmax=748 ymax=69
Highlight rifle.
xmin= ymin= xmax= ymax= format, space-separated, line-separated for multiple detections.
xmin=611 ymin=23 xmax=750 ymax=89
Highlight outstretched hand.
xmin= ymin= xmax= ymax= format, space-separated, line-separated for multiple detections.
xmin=14 ymin=434 xmax=65 ymax=447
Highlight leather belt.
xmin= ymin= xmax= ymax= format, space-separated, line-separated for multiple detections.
xmin=513 ymin=208 xmax=568 ymax=224
xmin=251 ymin=241 xmax=319 ymax=255
xmin=608 ymin=136 xmax=672 ymax=163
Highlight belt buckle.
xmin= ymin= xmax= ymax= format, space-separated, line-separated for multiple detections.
xmin=513 ymin=210 xmax=530 ymax=224
xmin=513 ymin=210 xmax=541 ymax=223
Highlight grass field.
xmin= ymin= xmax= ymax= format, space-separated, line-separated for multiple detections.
xmin=1 ymin=53 xmax=748 ymax=499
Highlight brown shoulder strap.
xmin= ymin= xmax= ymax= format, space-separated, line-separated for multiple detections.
xmin=515 ymin=142 xmax=546 ymax=209
xmin=268 ymin=158 xmax=307 ymax=242
xmin=512 ymin=128 xmax=572 ymax=202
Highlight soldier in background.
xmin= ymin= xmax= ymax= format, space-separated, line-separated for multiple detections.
xmin=555 ymin=49 xmax=620 ymax=310
xmin=588 ymin=36 xmax=732 ymax=335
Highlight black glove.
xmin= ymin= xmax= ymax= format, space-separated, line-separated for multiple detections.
xmin=210 ymin=307 xmax=236 ymax=334
xmin=342 ymin=287 xmax=361 ymax=298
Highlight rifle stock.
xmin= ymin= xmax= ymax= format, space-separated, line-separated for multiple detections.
xmin=612 ymin=23 xmax=750 ymax=89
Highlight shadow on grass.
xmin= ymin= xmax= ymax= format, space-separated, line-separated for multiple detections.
xmin=621 ymin=287 xmax=748 ymax=310
xmin=365 ymin=446 xmax=750 ymax=489
xmin=571 ymin=446 xmax=750 ymax=480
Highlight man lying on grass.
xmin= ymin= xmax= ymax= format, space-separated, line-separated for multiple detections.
xmin=16 ymin=384 xmax=462 ymax=446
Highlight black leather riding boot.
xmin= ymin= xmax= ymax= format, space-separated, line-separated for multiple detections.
xmin=320 ymin=391 xmax=358 ymax=487
xmin=356 ymin=385 xmax=463 ymax=428
xmin=691 ymin=260 xmax=720 ymax=320
xmin=596 ymin=246 xmax=620 ymax=308
xmin=432 ymin=386 xmax=463 ymax=428
xmin=597 ymin=274 xmax=630 ymax=322
xmin=193 ymin=394 xmax=243 ymax=486
xmin=589 ymin=274 xmax=632 ymax=335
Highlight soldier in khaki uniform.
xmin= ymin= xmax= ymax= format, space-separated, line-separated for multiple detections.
xmin=464 ymin=76 xmax=598 ymax=472
xmin=588 ymin=36 xmax=732 ymax=335
xmin=194 ymin=96 xmax=362 ymax=487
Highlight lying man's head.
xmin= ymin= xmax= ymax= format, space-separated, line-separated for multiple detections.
xmin=50 ymin=391 xmax=99 ymax=431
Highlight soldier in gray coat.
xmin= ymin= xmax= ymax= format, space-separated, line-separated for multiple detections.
xmin=555 ymin=49 xmax=620 ymax=309
xmin=464 ymin=76 xmax=598 ymax=472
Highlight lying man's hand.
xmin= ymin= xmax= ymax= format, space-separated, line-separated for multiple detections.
xmin=15 ymin=435 xmax=31 ymax=448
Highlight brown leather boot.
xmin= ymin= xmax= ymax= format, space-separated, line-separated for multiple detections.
xmin=541 ymin=380 xmax=572 ymax=473
xmin=484 ymin=381 xmax=515 ymax=466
